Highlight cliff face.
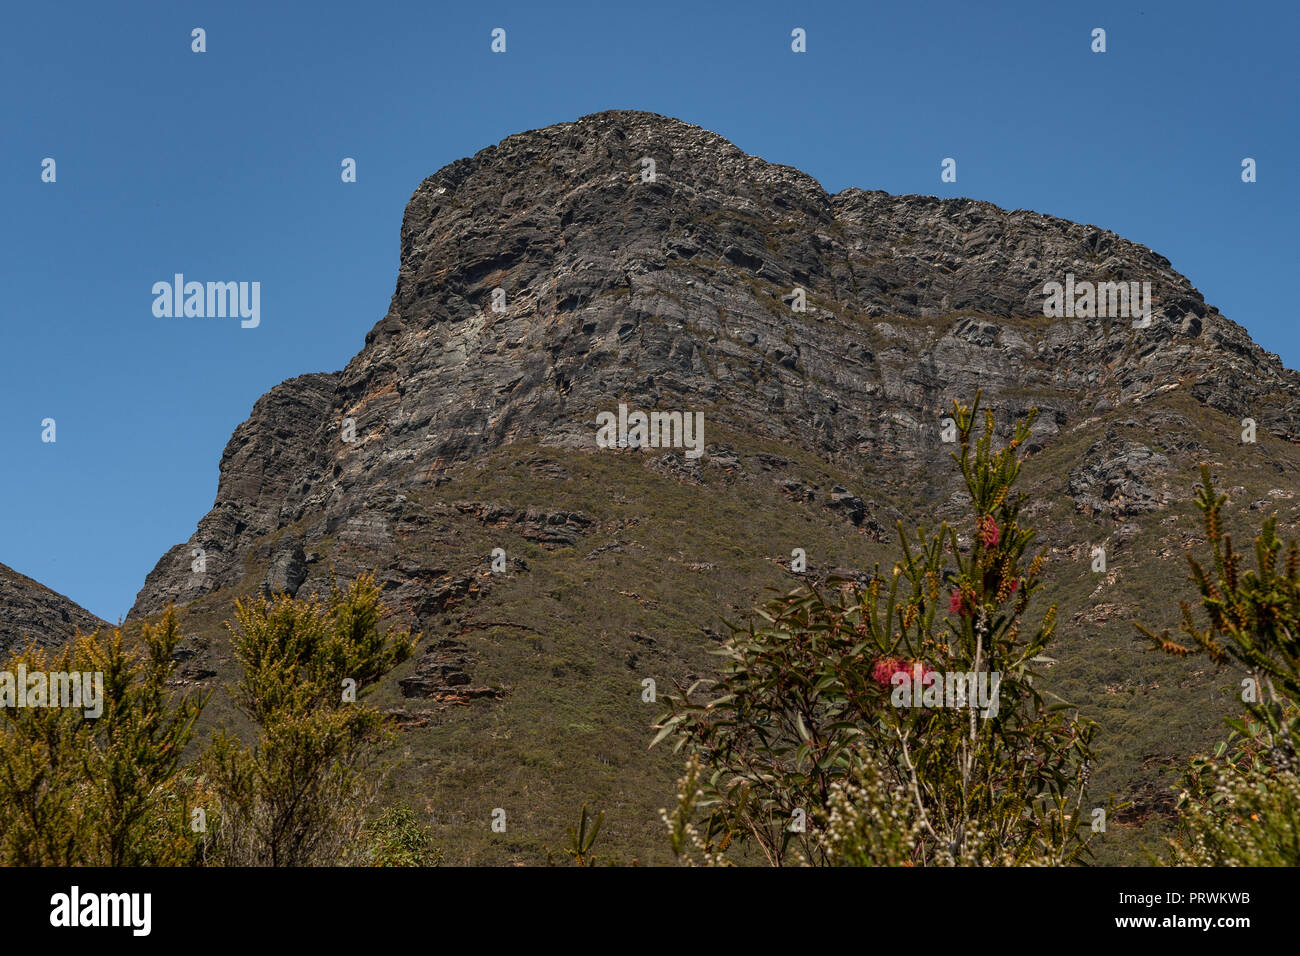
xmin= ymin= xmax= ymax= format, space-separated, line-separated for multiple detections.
xmin=120 ymin=111 xmax=1300 ymax=862
xmin=0 ymin=563 xmax=108 ymax=652
xmin=131 ymin=110 xmax=1300 ymax=619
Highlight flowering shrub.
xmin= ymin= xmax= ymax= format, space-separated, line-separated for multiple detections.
xmin=1141 ymin=467 xmax=1300 ymax=864
xmin=654 ymin=395 xmax=1102 ymax=866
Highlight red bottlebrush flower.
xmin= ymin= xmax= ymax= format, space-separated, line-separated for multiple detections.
xmin=871 ymin=656 xmax=933 ymax=688
xmin=978 ymin=514 xmax=1001 ymax=548
xmin=948 ymin=589 xmax=975 ymax=617
xmin=871 ymin=657 xmax=902 ymax=687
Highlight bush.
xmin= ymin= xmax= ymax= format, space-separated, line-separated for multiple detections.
xmin=1141 ymin=467 xmax=1300 ymax=864
xmin=1166 ymin=723 xmax=1300 ymax=865
xmin=204 ymin=573 xmax=418 ymax=866
xmin=0 ymin=611 xmax=208 ymax=865
xmin=654 ymin=396 xmax=1102 ymax=866
xmin=361 ymin=806 xmax=443 ymax=866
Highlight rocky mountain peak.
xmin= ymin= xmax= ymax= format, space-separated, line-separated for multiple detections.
xmin=129 ymin=111 xmax=1299 ymax=621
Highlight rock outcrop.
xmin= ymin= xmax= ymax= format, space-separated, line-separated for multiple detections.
xmin=130 ymin=110 xmax=1300 ymax=619
xmin=0 ymin=563 xmax=108 ymax=652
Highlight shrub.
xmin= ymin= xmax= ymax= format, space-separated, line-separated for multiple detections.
xmin=204 ymin=573 xmax=417 ymax=866
xmin=361 ymin=806 xmax=442 ymax=866
xmin=0 ymin=611 xmax=208 ymax=865
xmin=1140 ymin=467 xmax=1300 ymax=864
xmin=653 ymin=396 xmax=1102 ymax=866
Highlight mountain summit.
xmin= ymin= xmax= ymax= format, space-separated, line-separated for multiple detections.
xmin=89 ymin=110 xmax=1300 ymax=859
xmin=130 ymin=110 xmax=1299 ymax=617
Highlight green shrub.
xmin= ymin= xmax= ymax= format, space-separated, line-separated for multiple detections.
xmin=204 ymin=573 xmax=418 ymax=866
xmin=1141 ymin=467 xmax=1300 ymax=864
xmin=362 ymin=806 xmax=443 ymax=866
xmin=654 ymin=396 xmax=1103 ymax=866
xmin=0 ymin=611 xmax=208 ymax=865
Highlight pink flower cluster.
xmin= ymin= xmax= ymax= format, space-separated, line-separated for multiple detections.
xmin=948 ymin=590 xmax=967 ymax=616
xmin=871 ymin=656 xmax=935 ymax=689
xmin=978 ymin=514 xmax=1001 ymax=548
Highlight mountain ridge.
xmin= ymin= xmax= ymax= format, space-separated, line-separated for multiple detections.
xmin=128 ymin=109 xmax=1299 ymax=620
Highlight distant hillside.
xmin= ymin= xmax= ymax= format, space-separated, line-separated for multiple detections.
xmin=0 ymin=562 xmax=108 ymax=652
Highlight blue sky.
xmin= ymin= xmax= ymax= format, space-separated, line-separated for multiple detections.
xmin=2 ymin=0 xmax=1296 ymax=622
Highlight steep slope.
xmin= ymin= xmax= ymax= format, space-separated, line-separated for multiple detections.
xmin=128 ymin=111 xmax=1300 ymax=863
xmin=0 ymin=562 xmax=109 ymax=652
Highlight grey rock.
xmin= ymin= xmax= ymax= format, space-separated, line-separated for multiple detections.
xmin=124 ymin=110 xmax=1300 ymax=619
xmin=0 ymin=562 xmax=108 ymax=653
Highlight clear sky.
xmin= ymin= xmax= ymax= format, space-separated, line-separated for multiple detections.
xmin=2 ymin=0 xmax=1296 ymax=622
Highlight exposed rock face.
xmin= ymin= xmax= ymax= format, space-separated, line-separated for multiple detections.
xmin=129 ymin=109 xmax=1300 ymax=619
xmin=0 ymin=563 xmax=108 ymax=653
xmin=134 ymin=372 xmax=340 ymax=612
xmin=114 ymin=111 xmax=1300 ymax=861
xmin=1069 ymin=433 xmax=1172 ymax=517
